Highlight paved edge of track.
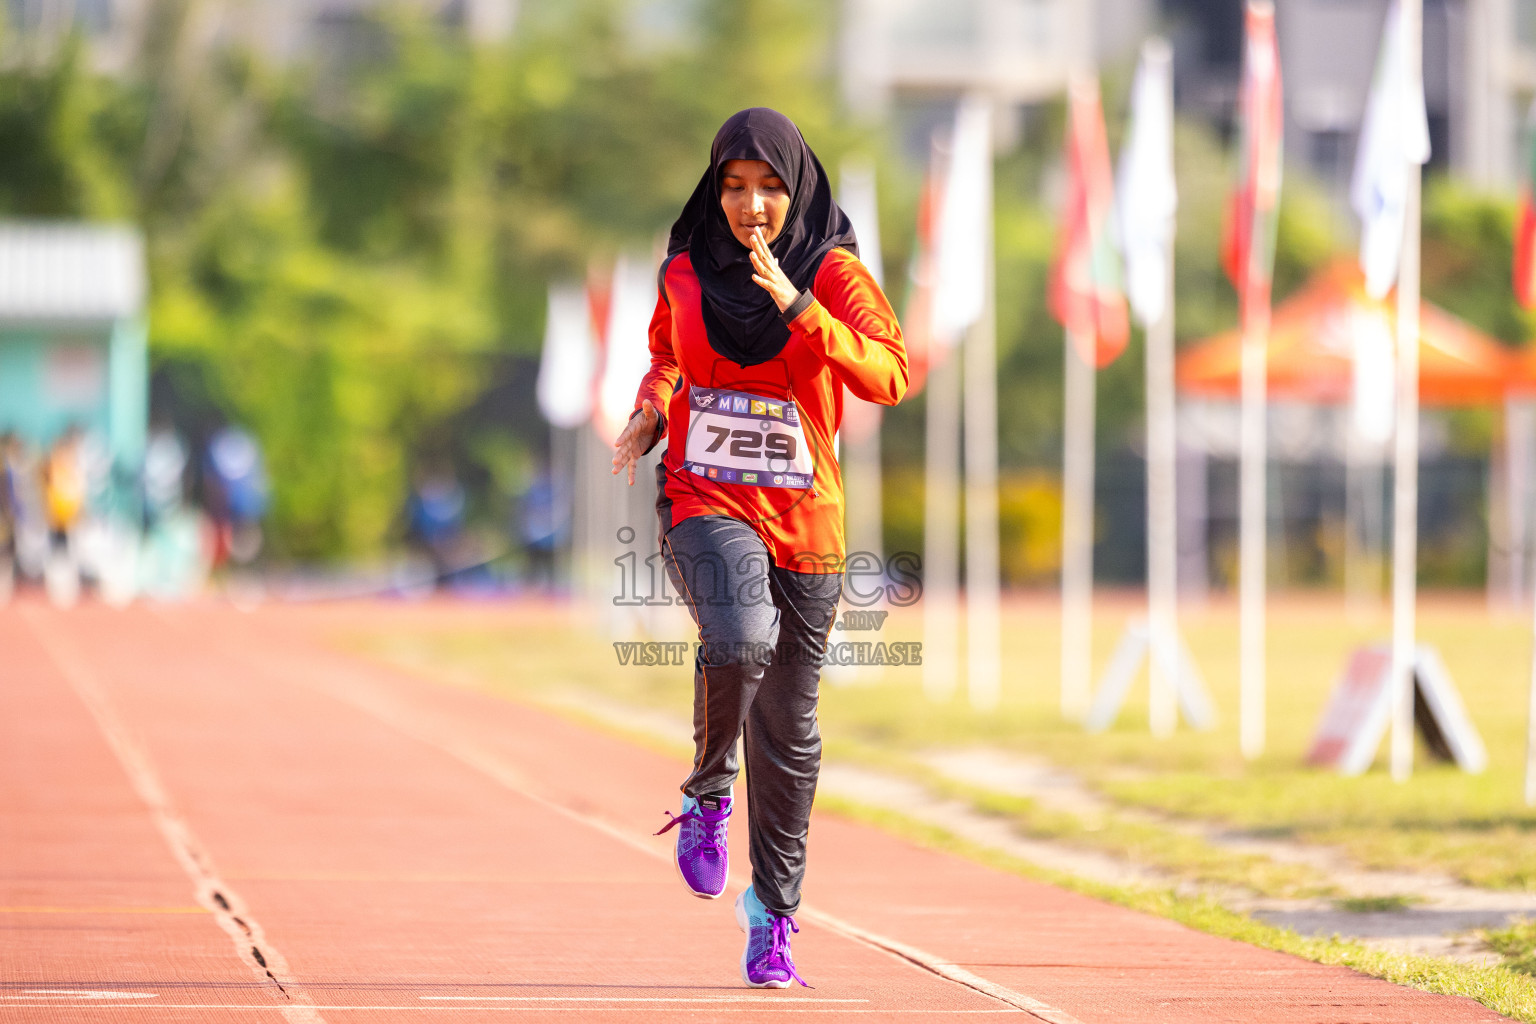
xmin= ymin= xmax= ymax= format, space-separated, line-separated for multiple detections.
xmin=20 ymin=606 xmax=328 ymax=1024
xmin=23 ymin=599 xmax=1512 ymax=1022
xmin=282 ymin=642 xmax=1083 ymax=1024
xmin=794 ymin=910 xmax=1084 ymax=1024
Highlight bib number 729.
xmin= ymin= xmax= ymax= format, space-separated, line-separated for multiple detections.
xmin=703 ymin=425 xmax=798 ymax=462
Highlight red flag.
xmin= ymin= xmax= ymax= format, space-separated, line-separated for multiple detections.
xmin=1516 ymin=191 xmax=1536 ymax=309
xmin=1514 ymin=101 xmax=1536 ymax=308
xmin=1049 ymin=77 xmax=1129 ymax=368
xmin=584 ymin=260 xmax=612 ymax=429
xmin=900 ymin=154 xmax=942 ymax=398
xmin=1222 ymin=1 xmax=1284 ymax=319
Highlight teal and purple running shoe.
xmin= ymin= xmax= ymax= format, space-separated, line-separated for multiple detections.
xmin=734 ymin=886 xmax=809 ymax=988
xmin=655 ymin=793 xmax=731 ymax=899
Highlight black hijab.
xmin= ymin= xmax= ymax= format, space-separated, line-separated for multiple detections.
xmin=667 ymin=108 xmax=858 ymax=367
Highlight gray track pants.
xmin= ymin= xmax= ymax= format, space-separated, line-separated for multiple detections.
xmin=657 ymin=500 xmax=842 ymax=917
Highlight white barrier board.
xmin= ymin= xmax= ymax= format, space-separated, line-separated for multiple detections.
xmin=1307 ymin=644 xmax=1487 ymax=775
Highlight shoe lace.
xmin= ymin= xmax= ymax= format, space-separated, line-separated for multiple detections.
xmin=654 ymin=804 xmax=729 ymax=854
xmin=770 ymin=916 xmax=810 ymax=988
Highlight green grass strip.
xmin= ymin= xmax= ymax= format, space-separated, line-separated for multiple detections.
xmin=817 ymin=795 xmax=1536 ymax=1023
xmin=1487 ymin=919 xmax=1536 ymax=979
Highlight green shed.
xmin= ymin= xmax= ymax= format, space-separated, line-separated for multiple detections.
xmin=0 ymin=223 xmax=148 ymax=505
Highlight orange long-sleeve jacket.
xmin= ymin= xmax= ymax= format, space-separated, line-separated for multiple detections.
xmin=633 ymin=248 xmax=907 ymax=573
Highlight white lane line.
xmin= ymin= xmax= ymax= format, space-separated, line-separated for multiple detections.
xmin=3 ymin=992 xmax=155 ymax=999
xmin=282 ymin=654 xmax=1077 ymax=1024
xmin=794 ymin=910 xmax=1087 ymax=1024
xmin=21 ymin=609 xmax=328 ymax=1024
xmin=0 ymin=1004 xmax=1024 ymax=1014
xmin=419 ymin=995 xmax=870 ymax=1002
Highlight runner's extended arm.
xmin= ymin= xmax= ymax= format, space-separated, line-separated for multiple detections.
xmin=787 ymin=250 xmax=908 ymax=406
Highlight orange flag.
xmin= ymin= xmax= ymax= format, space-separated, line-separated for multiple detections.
xmin=1049 ymin=77 xmax=1129 ymax=368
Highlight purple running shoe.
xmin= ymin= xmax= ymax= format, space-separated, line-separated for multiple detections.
xmin=654 ymin=793 xmax=730 ymax=899
xmin=734 ymin=887 xmax=809 ymax=988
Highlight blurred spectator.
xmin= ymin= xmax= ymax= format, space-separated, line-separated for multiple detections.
xmin=407 ymin=465 xmax=466 ymax=585
xmin=44 ymin=427 xmax=86 ymax=546
xmin=42 ymin=426 xmax=87 ymax=605
xmin=520 ymin=465 xmax=569 ymax=590
xmin=0 ymin=432 xmax=19 ymax=600
xmin=4 ymin=436 xmax=45 ymax=585
xmin=204 ymin=426 xmax=269 ymax=567
xmin=142 ymin=424 xmax=188 ymax=529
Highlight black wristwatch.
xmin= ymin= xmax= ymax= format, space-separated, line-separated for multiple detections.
xmin=778 ymin=289 xmax=814 ymax=326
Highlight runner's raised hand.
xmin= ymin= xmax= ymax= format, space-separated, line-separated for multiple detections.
xmin=611 ymin=398 xmax=659 ymax=486
xmin=748 ymin=227 xmax=799 ymax=311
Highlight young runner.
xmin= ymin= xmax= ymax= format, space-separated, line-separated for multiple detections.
xmin=612 ymin=107 xmax=907 ymax=988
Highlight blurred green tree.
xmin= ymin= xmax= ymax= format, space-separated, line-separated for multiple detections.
xmin=0 ymin=0 xmax=868 ymax=559
xmin=2 ymin=2 xmax=1523 ymax=571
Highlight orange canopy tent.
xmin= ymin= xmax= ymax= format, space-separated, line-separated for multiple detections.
xmin=1177 ymin=262 xmax=1518 ymax=407
xmin=1507 ymin=343 xmax=1536 ymax=397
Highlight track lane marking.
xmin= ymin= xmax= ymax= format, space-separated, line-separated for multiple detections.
xmin=0 ymin=1004 xmax=1025 ymax=1014
xmin=21 ymin=609 xmax=328 ymax=1024
xmin=266 ymin=647 xmax=1083 ymax=1024
xmin=2 ymin=991 xmax=156 ymax=999
xmin=0 ymin=906 xmax=207 ymax=914
xmin=418 ymin=995 xmax=869 ymax=1002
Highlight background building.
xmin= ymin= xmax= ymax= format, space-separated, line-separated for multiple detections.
xmin=838 ymin=0 xmax=1536 ymax=188
xmin=1167 ymin=0 xmax=1532 ymax=189
xmin=0 ymin=223 xmax=147 ymax=482
xmin=2 ymin=0 xmax=518 ymax=73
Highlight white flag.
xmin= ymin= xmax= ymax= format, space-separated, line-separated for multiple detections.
xmin=931 ymin=93 xmax=992 ymax=347
xmin=596 ymin=254 xmax=658 ymax=443
xmin=839 ymin=159 xmax=884 ymax=287
xmin=536 ymin=283 xmax=597 ymax=429
xmin=838 ymin=160 xmax=887 ymax=447
xmin=1116 ymin=38 xmax=1178 ymax=327
xmin=1350 ymin=0 xmax=1431 ymax=300
xmin=1349 ymin=305 xmax=1396 ymax=445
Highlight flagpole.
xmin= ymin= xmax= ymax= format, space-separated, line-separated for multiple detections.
xmin=1526 ymin=401 xmax=1536 ymax=803
xmin=1390 ymin=0 xmax=1425 ymax=783
xmin=1147 ymin=230 xmax=1179 ymax=738
xmin=842 ymin=403 xmax=884 ymax=572
xmin=924 ymin=346 xmax=963 ymax=702
xmin=1236 ymin=0 xmax=1280 ymax=762
xmin=1238 ymin=279 xmax=1269 ymax=759
xmin=1117 ymin=37 xmax=1183 ymax=738
xmin=837 ymin=161 xmax=887 ymax=599
xmin=926 ymin=98 xmax=989 ymax=705
xmin=1061 ymin=327 xmax=1096 ymax=721
xmin=551 ymin=424 xmax=574 ymax=590
xmin=965 ymin=96 xmax=1001 ymax=712
xmin=1059 ymin=0 xmax=1097 ymax=724
xmin=1527 ymin=573 xmax=1536 ymax=803
xmin=964 ymin=279 xmax=1002 ymax=713
xmin=576 ymin=423 xmax=599 ymax=613
xmin=914 ymin=132 xmax=960 ymax=705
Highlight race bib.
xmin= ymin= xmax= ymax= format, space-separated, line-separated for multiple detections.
xmin=681 ymin=386 xmax=814 ymax=490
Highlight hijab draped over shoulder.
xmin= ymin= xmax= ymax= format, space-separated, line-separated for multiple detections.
xmin=667 ymin=108 xmax=859 ymax=368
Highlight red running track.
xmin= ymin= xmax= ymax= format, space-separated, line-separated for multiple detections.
xmin=0 ymin=600 xmax=1514 ymax=1023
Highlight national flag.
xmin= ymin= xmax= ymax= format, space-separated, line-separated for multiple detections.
xmin=1351 ymin=0 xmax=1431 ymax=300
xmin=899 ymin=144 xmax=943 ymax=398
xmin=1514 ymin=100 xmax=1536 ymax=308
xmin=839 ymin=159 xmax=886 ymax=443
xmin=931 ymin=94 xmax=992 ymax=348
xmin=1049 ymin=75 xmax=1129 ymax=367
xmin=1116 ymin=39 xmax=1178 ymax=328
xmin=839 ymin=160 xmax=885 ymax=288
xmin=1222 ymin=0 xmax=1284 ymax=318
xmin=902 ymin=97 xmax=993 ymax=394
xmin=595 ymin=254 xmax=658 ymax=443
xmin=535 ymin=282 xmax=598 ymax=429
